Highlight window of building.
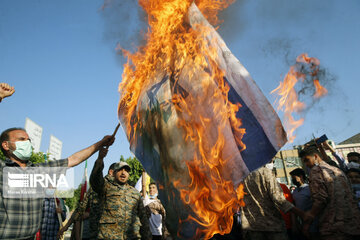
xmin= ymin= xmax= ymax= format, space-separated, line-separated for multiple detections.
xmin=274 ymin=158 xmax=284 ymax=169
xmin=285 ymin=156 xmax=303 ymax=168
xmin=277 ymin=177 xmax=288 ymax=184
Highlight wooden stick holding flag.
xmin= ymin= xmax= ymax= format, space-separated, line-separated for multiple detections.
xmin=106 ymin=123 xmax=120 ymax=149
xmin=112 ymin=122 xmax=121 ymax=136
xmin=54 ymin=195 xmax=65 ymax=240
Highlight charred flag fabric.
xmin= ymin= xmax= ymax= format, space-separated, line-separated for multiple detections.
xmin=118 ymin=2 xmax=287 ymax=238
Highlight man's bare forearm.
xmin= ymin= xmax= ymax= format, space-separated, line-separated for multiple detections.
xmin=303 ymin=201 xmax=324 ymax=225
xmin=67 ymin=135 xmax=113 ymax=167
xmin=68 ymin=141 xmax=102 ymax=167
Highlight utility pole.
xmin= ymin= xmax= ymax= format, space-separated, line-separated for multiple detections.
xmin=280 ymin=151 xmax=290 ymax=185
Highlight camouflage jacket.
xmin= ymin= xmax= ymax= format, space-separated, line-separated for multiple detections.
xmin=240 ymin=167 xmax=294 ymax=232
xmin=309 ymin=161 xmax=360 ymax=236
xmin=91 ymin=170 xmax=151 ymax=240
xmin=72 ymin=176 xmax=112 ymax=239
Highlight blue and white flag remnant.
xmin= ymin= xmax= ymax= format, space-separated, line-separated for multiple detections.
xmin=118 ymin=2 xmax=287 ymax=238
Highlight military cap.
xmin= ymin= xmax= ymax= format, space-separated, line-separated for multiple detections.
xmin=113 ymin=161 xmax=131 ymax=171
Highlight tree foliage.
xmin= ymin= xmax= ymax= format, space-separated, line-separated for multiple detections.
xmin=123 ymin=155 xmax=144 ymax=187
xmin=29 ymin=152 xmax=48 ymax=164
xmin=0 ymin=150 xmax=6 ymax=161
xmin=64 ymin=184 xmax=82 ymax=211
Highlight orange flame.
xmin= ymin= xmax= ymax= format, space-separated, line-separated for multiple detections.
xmin=172 ymin=73 xmax=246 ymax=238
xmin=271 ymin=53 xmax=327 ymax=142
xmin=118 ymin=0 xmax=244 ymax=239
xmin=313 ymin=79 xmax=328 ymax=98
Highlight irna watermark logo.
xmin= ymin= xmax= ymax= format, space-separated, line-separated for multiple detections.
xmin=3 ymin=167 xmax=74 ymax=198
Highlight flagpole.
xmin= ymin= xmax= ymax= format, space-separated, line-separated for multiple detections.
xmin=54 ymin=194 xmax=65 ymax=240
xmin=105 ymin=123 xmax=120 ymax=150
xmin=142 ymin=170 xmax=146 ymax=197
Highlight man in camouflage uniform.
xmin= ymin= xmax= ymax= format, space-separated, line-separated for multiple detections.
xmin=57 ymin=163 xmax=117 ymax=239
xmin=90 ymin=148 xmax=151 ymax=240
xmin=240 ymin=165 xmax=304 ymax=240
xmin=300 ymin=146 xmax=360 ymax=240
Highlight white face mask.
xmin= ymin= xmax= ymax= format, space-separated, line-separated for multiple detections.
xmin=348 ymin=162 xmax=360 ymax=169
xmin=45 ymin=188 xmax=56 ymax=197
xmin=149 ymin=193 xmax=158 ymax=199
xmin=265 ymin=163 xmax=274 ymax=170
xmin=11 ymin=140 xmax=33 ymax=161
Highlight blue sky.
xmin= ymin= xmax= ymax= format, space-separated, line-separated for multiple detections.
xmin=1 ymin=0 xmax=359 ymax=187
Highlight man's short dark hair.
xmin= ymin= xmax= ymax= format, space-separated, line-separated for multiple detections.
xmin=347 ymin=152 xmax=360 ymax=159
xmin=347 ymin=168 xmax=360 ymax=175
xmin=149 ymin=182 xmax=156 ymax=187
xmin=290 ymin=168 xmax=306 ymax=179
xmin=109 ymin=163 xmax=117 ymax=171
xmin=299 ymin=146 xmax=321 ymax=159
xmin=0 ymin=127 xmax=26 ymax=156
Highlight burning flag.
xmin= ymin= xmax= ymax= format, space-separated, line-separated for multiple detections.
xmin=272 ymin=53 xmax=328 ymax=142
xmin=117 ymin=0 xmax=287 ymax=238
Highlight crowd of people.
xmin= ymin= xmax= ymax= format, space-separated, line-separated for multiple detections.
xmin=1 ymin=83 xmax=360 ymax=240
xmin=56 ymin=145 xmax=170 ymax=240
xmin=236 ymin=142 xmax=360 ymax=240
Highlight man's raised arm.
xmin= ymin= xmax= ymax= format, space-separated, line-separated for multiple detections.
xmin=67 ymin=135 xmax=114 ymax=168
xmin=90 ymin=147 xmax=108 ymax=195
